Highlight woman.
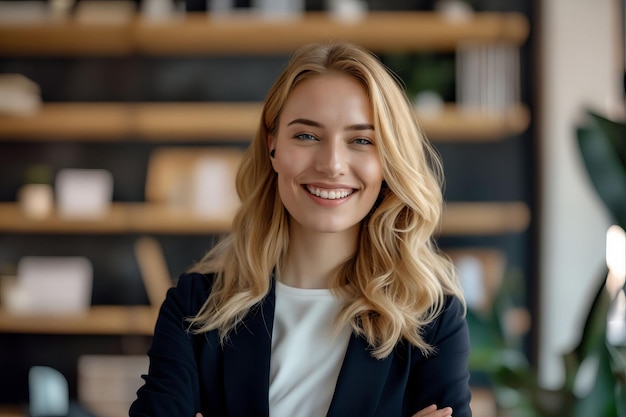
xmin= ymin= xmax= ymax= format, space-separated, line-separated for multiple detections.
xmin=130 ymin=42 xmax=471 ymax=417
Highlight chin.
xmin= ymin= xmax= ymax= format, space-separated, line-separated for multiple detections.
xmin=304 ymin=219 xmax=361 ymax=235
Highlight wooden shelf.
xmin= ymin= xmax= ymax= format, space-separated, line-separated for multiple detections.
xmin=134 ymin=12 xmax=529 ymax=55
xmin=0 ymin=103 xmax=136 ymax=141
xmin=0 ymin=203 xmax=234 ymax=234
xmin=0 ymin=102 xmax=261 ymax=141
xmin=0 ymin=12 xmax=529 ymax=56
xmin=0 ymin=201 xmax=529 ymax=236
xmin=442 ymin=202 xmax=530 ymax=235
xmin=0 ymin=102 xmax=530 ymax=141
xmin=0 ymin=407 xmax=25 ymax=417
xmin=418 ymin=105 xmax=530 ymax=141
xmin=0 ymin=306 xmax=157 ymax=335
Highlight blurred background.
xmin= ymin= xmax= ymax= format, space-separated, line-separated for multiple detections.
xmin=0 ymin=0 xmax=624 ymax=416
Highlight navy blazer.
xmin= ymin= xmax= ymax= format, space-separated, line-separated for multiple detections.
xmin=129 ymin=273 xmax=472 ymax=417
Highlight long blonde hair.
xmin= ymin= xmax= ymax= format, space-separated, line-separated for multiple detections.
xmin=188 ymin=42 xmax=465 ymax=359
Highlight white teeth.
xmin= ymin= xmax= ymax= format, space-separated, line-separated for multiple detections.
xmin=306 ymin=186 xmax=353 ymax=200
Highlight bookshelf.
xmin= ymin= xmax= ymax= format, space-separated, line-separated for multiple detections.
xmin=0 ymin=9 xmax=534 ymax=407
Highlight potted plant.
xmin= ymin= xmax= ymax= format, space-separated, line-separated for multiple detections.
xmin=466 ymin=110 xmax=626 ymax=417
xmin=569 ymin=110 xmax=626 ymax=416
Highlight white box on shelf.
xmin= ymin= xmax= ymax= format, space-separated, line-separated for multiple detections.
xmin=7 ymin=256 xmax=93 ymax=315
xmin=193 ymin=156 xmax=240 ymax=220
xmin=55 ymin=169 xmax=113 ymax=219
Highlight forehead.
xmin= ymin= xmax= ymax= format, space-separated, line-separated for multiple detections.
xmin=280 ymin=73 xmax=373 ymax=122
xmin=289 ymin=72 xmax=367 ymax=98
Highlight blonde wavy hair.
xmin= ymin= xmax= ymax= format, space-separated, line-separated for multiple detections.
xmin=188 ymin=41 xmax=465 ymax=359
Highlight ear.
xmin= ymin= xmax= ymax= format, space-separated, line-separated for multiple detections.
xmin=268 ymin=134 xmax=277 ymax=171
xmin=267 ymin=133 xmax=276 ymax=150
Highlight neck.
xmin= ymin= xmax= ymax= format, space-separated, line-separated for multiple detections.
xmin=279 ymin=224 xmax=359 ymax=289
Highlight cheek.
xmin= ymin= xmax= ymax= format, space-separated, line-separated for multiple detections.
xmin=273 ymin=151 xmax=305 ymax=204
xmin=360 ymin=158 xmax=384 ymax=188
xmin=274 ymin=147 xmax=309 ymax=179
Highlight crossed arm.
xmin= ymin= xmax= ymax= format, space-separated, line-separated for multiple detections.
xmin=194 ymin=406 xmax=453 ymax=417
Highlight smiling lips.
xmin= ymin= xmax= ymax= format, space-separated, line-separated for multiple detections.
xmin=305 ymin=185 xmax=354 ymax=200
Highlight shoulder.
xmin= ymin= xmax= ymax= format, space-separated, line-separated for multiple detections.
xmin=421 ymin=295 xmax=469 ymax=348
xmin=162 ymin=272 xmax=215 ymax=317
xmin=176 ymin=271 xmax=215 ymax=293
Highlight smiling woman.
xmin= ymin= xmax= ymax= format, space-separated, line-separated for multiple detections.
xmin=129 ymin=42 xmax=471 ymax=417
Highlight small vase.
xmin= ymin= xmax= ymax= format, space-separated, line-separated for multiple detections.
xmin=18 ymin=183 xmax=54 ymax=219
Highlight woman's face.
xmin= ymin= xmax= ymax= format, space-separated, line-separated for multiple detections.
xmin=269 ymin=73 xmax=383 ymax=236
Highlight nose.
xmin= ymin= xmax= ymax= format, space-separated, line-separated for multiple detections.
xmin=315 ymin=140 xmax=347 ymax=177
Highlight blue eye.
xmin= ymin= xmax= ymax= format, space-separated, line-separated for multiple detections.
xmin=295 ymin=133 xmax=318 ymax=141
xmin=354 ymin=138 xmax=373 ymax=145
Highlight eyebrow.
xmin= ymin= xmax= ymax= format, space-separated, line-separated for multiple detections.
xmin=287 ymin=118 xmax=374 ymax=131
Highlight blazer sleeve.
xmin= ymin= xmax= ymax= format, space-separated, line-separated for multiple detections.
xmin=129 ymin=273 xmax=210 ymax=417
xmin=405 ymin=296 xmax=472 ymax=417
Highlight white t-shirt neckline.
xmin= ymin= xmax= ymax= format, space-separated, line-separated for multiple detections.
xmin=269 ymin=280 xmax=351 ymax=417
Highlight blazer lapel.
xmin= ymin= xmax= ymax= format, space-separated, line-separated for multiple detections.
xmin=326 ymin=334 xmax=394 ymax=417
xmin=223 ymin=280 xmax=276 ymax=417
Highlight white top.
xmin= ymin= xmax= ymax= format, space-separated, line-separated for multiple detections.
xmin=269 ymin=281 xmax=351 ymax=417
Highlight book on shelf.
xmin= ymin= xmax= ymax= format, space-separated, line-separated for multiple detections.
xmin=456 ymin=41 xmax=520 ymax=114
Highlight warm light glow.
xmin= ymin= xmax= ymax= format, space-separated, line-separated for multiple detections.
xmin=607 ymin=289 xmax=626 ymax=346
xmin=605 ymin=225 xmax=626 ymax=300
xmin=606 ymin=225 xmax=626 ymax=346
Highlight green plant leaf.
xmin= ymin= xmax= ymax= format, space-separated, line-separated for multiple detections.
xmin=617 ymin=384 xmax=626 ymax=417
xmin=576 ymin=111 xmax=626 ymax=228
xmin=606 ymin=343 xmax=626 ymax=417
xmin=562 ymin=268 xmax=611 ymax=392
xmin=590 ymin=112 xmax=626 ymax=169
xmin=466 ymin=308 xmax=505 ymax=371
xmin=576 ymin=270 xmax=612 ymax=360
xmin=571 ymin=342 xmax=617 ymax=417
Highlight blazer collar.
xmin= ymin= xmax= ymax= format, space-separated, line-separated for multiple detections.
xmin=326 ymin=334 xmax=394 ymax=417
xmin=222 ymin=277 xmax=394 ymax=417
xmin=223 ymin=278 xmax=276 ymax=417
